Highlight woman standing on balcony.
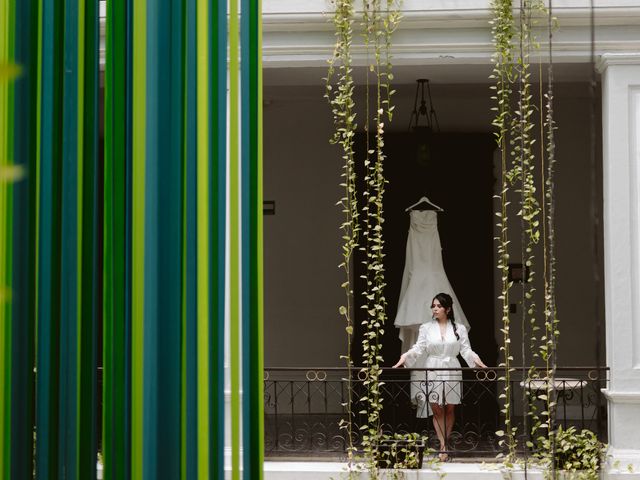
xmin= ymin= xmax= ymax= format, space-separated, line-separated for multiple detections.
xmin=393 ymin=292 xmax=487 ymax=462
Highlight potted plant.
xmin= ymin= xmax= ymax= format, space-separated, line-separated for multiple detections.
xmin=536 ymin=426 xmax=607 ymax=480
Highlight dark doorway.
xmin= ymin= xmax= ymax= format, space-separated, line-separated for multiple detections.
xmin=352 ymin=131 xmax=498 ymax=445
xmin=353 ymin=131 xmax=497 ymax=363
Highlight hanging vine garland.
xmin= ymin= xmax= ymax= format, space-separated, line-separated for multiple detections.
xmin=514 ymin=0 xmax=544 ymax=461
xmin=359 ymin=1 xmax=382 ymax=474
xmin=490 ymin=0 xmax=518 ymax=463
xmin=541 ymin=0 xmax=560 ymax=472
xmin=358 ymin=1 xmax=400 ymax=476
xmin=325 ymin=0 xmax=359 ymax=467
xmin=326 ymin=0 xmax=400 ymax=475
xmin=359 ymin=0 xmax=382 ymax=473
xmin=511 ymin=2 xmax=564 ymax=469
xmin=491 ymin=0 xmax=563 ymax=469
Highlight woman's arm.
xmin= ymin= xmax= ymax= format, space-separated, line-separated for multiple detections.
xmin=393 ymin=324 xmax=428 ymax=368
xmin=458 ymin=325 xmax=487 ymax=368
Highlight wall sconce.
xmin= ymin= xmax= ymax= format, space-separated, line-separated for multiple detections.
xmin=508 ymin=263 xmax=531 ymax=283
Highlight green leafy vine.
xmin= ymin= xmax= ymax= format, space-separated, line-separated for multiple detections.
xmin=490 ymin=0 xmax=517 ymax=463
xmin=491 ymin=0 xmax=564 ymax=471
xmin=327 ymin=0 xmax=401 ymax=476
xmin=540 ymin=2 xmax=560 ymax=473
xmin=513 ymin=0 xmax=543 ymax=457
xmin=359 ymin=0 xmax=384 ymax=475
xmin=359 ymin=1 xmax=400 ymax=477
xmin=325 ymin=0 xmax=359 ymax=467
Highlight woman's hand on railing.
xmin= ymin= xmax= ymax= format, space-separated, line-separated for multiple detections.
xmin=392 ymin=353 xmax=408 ymax=368
xmin=474 ymin=357 xmax=488 ymax=368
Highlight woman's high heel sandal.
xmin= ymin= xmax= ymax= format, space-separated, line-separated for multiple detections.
xmin=438 ymin=447 xmax=450 ymax=462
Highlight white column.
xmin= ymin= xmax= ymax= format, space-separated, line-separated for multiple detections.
xmin=598 ymin=52 xmax=640 ymax=471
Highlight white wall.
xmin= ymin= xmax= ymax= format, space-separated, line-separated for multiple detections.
xmin=263 ymin=87 xmax=346 ymax=367
xmin=490 ymin=82 xmax=605 ymax=368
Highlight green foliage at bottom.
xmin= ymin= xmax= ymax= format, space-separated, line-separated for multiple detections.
xmin=536 ymin=427 xmax=607 ymax=480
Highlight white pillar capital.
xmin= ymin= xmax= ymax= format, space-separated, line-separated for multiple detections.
xmin=596 ymin=53 xmax=640 ymax=73
xmin=601 ymin=50 xmax=640 ymax=462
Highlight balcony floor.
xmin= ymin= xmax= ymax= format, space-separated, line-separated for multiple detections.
xmin=255 ymin=461 xmax=632 ymax=480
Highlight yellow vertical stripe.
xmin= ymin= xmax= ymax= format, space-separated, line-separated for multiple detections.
xmin=229 ymin=0 xmax=240 ymax=477
xmin=0 ymin=0 xmax=10 ymax=472
xmin=132 ymin=0 xmax=146 ymax=478
xmin=256 ymin=0 xmax=265 ymax=473
xmin=196 ymin=0 xmax=210 ymax=478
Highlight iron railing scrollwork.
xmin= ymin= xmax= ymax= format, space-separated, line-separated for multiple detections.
xmin=264 ymin=366 xmax=609 ymax=458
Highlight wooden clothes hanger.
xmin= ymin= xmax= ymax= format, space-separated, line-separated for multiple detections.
xmin=405 ymin=196 xmax=444 ymax=212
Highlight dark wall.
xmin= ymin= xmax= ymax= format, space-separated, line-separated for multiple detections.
xmin=353 ymin=131 xmax=498 ymax=367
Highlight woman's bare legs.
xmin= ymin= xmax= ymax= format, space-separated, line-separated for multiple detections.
xmin=431 ymin=403 xmax=456 ymax=461
xmin=430 ymin=403 xmax=448 ymax=461
xmin=445 ymin=404 xmax=455 ymax=443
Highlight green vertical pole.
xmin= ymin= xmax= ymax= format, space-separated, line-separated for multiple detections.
xmin=36 ymin=0 xmax=64 ymax=475
xmin=149 ymin=0 xmax=182 ymax=476
xmin=103 ymin=0 xmax=129 ymax=477
xmin=142 ymin=2 xmax=158 ymax=479
xmin=181 ymin=1 xmax=198 ymax=479
xmin=241 ymin=0 xmax=263 ymax=477
xmin=102 ymin=1 xmax=113 ymax=472
xmin=78 ymin=0 xmax=99 ymax=477
xmin=12 ymin=0 xmax=38 ymax=476
xmin=59 ymin=0 xmax=80 ymax=475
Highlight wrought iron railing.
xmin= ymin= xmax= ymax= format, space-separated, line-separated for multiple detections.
xmin=264 ymin=366 xmax=609 ymax=459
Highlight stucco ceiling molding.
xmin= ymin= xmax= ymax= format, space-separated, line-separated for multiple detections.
xmin=261 ymin=41 xmax=640 ymax=69
xmin=96 ymin=3 xmax=640 ymax=69
xmin=262 ymin=6 xmax=640 ymax=32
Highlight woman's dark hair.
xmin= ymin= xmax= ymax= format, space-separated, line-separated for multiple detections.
xmin=432 ymin=292 xmax=459 ymax=340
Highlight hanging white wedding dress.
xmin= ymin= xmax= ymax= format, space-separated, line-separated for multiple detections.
xmin=393 ymin=209 xmax=470 ymax=417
